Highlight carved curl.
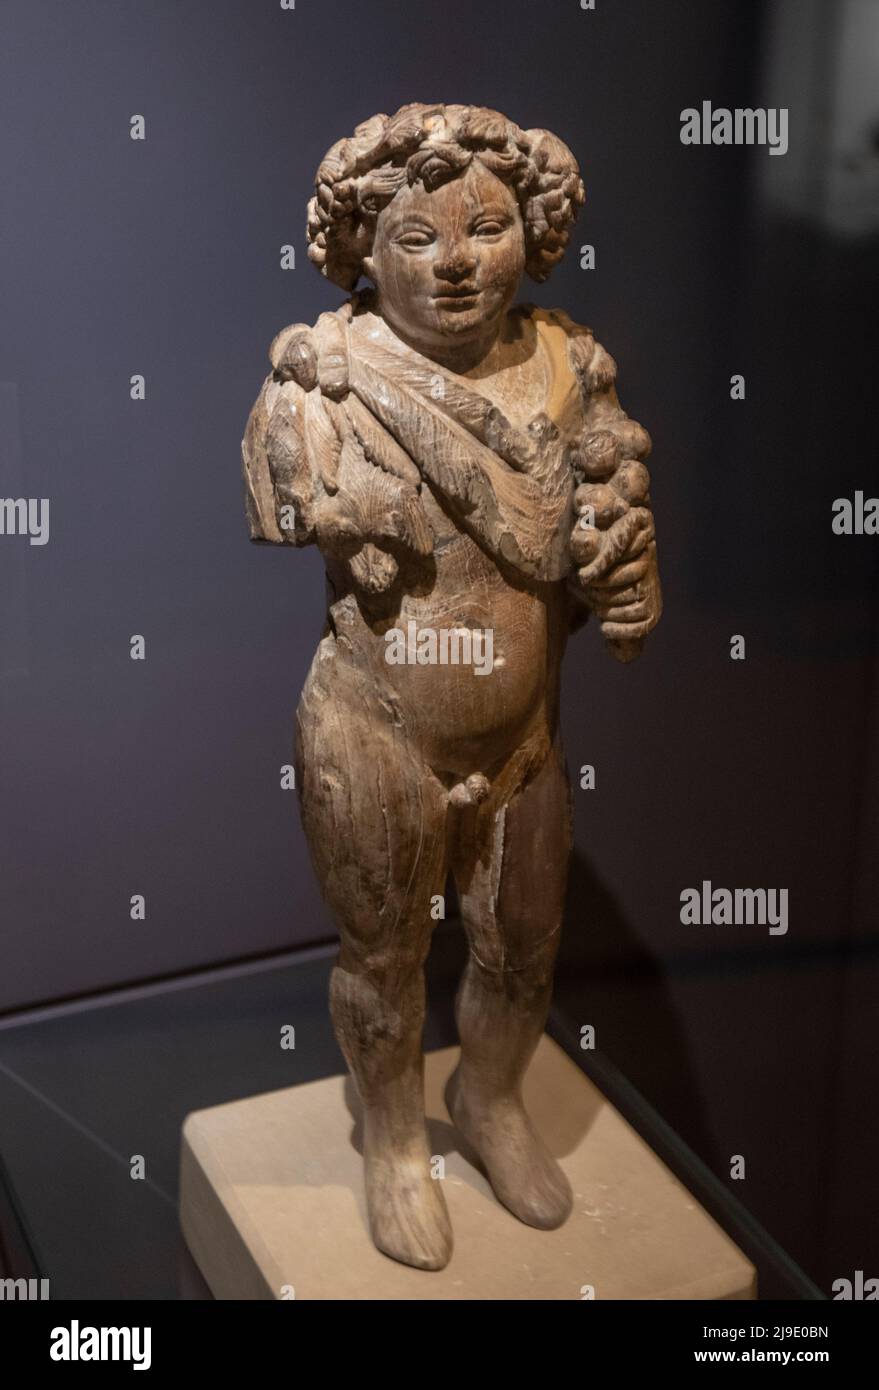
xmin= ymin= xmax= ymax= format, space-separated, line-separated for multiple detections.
xmin=306 ymin=103 xmax=586 ymax=291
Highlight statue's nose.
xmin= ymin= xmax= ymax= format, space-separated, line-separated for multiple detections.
xmin=433 ymin=245 xmax=477 ymax=283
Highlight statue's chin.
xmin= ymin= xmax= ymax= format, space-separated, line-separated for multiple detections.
xmin=428 ymin=304 xmax=503 ymax=342
xmin=435 ymin=315 xmax=485 ymax=337
xmin=377 ymin=299 xmax=507 ymax=362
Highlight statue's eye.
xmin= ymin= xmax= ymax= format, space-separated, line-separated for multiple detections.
xmin=397 ymin=230 xmax=434 ymax=248
xmin=474 ymin=221 xmax=505 ymax=237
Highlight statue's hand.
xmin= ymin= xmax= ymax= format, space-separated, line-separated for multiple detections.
xmin=569 ymin=471 xmax=662 ymax=654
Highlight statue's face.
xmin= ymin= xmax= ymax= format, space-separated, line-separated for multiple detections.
xmin=363 ymin=159 xmax=525 ymax=359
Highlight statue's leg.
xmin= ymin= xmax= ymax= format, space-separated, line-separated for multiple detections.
xmin=448 ymin=740 xmax=574 ymax=1229
xmin=296 ymin=668 xmax=452 ymax=1270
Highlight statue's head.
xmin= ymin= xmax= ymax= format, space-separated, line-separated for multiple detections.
xmin=307 ymin=103 xmax=584 ymax=357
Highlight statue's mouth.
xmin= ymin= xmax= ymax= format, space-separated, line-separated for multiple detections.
xmin=432 ymin=287 xmax=481 ymax=306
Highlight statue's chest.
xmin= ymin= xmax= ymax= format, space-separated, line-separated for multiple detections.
xmin=460 ymin=346 xmax=551 ymax=432
xmin=419 ymin=346 xmax=560 ymax=565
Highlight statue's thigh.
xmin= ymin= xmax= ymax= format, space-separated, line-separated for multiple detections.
xmin=295 ymin=682 xmax=449 ymax=965
xmin=457 ymin=744 xmax=573 ymax=972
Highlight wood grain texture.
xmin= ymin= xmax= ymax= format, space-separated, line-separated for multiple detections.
xmin=241 ymin=103 xmax=662 ymax=1271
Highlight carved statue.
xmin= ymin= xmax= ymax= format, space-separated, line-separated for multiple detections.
xmin=242 ymin=103 xmax=661 ymax=1271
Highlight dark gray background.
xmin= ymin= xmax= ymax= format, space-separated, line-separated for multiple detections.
xmin=1 ymin=0 xmax=877 ymax=1294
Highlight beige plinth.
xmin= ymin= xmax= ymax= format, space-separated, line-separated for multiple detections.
xmin=180 ymin=1036 xmax=756 ymax=1300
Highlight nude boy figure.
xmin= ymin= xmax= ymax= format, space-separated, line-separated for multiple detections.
xmin=242 ymin=103 xmax=661 ymax=1271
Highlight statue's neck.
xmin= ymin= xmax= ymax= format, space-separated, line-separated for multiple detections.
xmin=368 ymin=294 xmax=502 ymax=377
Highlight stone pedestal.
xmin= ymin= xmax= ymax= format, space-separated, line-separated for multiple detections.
xmin=180 ymin=1036 xmax=756 ymax=1300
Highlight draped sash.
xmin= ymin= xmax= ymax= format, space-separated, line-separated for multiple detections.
xmin=243 ymin=305 xmax=587 ymax=592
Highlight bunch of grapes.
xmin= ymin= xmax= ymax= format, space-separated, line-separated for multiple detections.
xmin=567 ymin=423 xmax=659 ymax=660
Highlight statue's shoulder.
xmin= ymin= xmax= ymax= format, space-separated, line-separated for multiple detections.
xmin=515 ymin=304 xmax=618 ymax=398
xmin=516 ymin=302 xmax=591 ymax=339
xmin=264 ymin=293 xmax=366 ymax=402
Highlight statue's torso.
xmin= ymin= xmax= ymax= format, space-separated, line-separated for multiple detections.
xmin=317 ymin=312 xmax=568 ymax=776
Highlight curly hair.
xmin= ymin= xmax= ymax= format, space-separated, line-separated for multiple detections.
xmin=306 ymin=102 xmax=586 ymax=292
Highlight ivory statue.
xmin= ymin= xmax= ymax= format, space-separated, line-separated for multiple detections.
xmin=242 ymin=103 xmax=661 ymax=1271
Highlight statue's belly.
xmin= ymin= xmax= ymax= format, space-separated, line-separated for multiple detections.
xmin=392 ymin=599 xmax=546 ymax=771
xmin=365 ymin=535 xmax=555 ymax=773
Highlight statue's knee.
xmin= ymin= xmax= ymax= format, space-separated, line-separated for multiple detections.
xmin=468 ymin=923 xmax=560 ymax=993
xmin=330 ymin=962 xmax=424 ymax=1056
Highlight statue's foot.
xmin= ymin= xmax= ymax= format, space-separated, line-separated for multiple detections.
xmin=363 ymin=1125 xmax=453 ymax=1271
xmin=445 ymin=1065 xmax=573 ymax=1230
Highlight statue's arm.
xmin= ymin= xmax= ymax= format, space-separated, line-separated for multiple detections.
xmin=241 ymin=362 xmax=317 ymax=548
xmin=559 ymin=316 xmax=663 ymax=659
